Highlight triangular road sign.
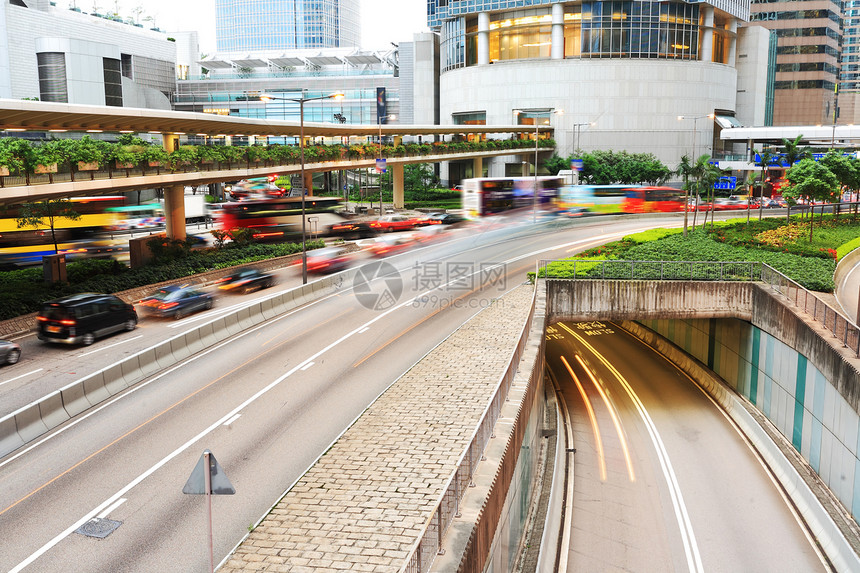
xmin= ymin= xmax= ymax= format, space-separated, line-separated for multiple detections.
xmin=182 ymin=450 xmax=235 ymax=495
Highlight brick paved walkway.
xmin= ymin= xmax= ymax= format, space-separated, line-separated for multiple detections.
xmin=220 ymin=284 xmax=535 ymax=572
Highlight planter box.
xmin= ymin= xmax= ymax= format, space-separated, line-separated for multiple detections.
xmin=34 ymin=163 xmax=58 ymax=174
xmin=77 ymin=161 xmax=99 ymax=171
xmin=147 ymin=161 xmax=164 ymax=168
xmin=0 ymin=166 xmax=9 ymax=176
xmin=201 ymin=159 xmax=215 ymax=165
xmin=115 ymin=161 xmax=135 ymax=169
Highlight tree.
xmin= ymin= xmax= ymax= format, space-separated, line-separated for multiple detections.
xmin=784 ymin=158 xmax=839 ymax=241
xmin=578 ymin=150 xmax=671 ymax=185
xmin=755 ymin=147 xmax=777 ymax=221
xmin=743 ymin=172 xmax=758 ymax=225
xmin=689 ymin=154 xmax=712 ymax=228
xmin=543 ymin=153 xmax=570 ymax=176
xmin=700 ymin=160 xmax=726 ymax=230
xmin=780 ymin=135 xmax=812 ymax=169
xmin=16 ymin=199 xmax=82 ymax=254
xmin=675 ymin=154 xmax=694 ymax=236
xmin=819 ymin=151 xmax=858 ymax=218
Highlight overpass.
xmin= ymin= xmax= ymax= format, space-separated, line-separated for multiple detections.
xmin=0 ymin=99 xmax=554 ymax=239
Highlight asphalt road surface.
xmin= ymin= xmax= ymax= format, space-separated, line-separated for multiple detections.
xmin=0 ymin=213 xmax=685 ymax=572
xmin=546 ymin=320 xmax=827 ymax=572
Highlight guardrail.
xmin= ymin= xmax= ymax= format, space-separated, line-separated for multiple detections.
xmin=538 ymin=258 xmax=860 ymax=358
xmin=400 ymin=284 xmax=539 ymax=573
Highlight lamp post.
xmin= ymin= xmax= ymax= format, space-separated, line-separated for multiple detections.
xmin=377 ymin=113 xmax=396 ymax=211
xmin=261 ymin=91 xmax=344 ymax=284
xmin=677 ymin=113 xmax=715 ymax=234
xmin=514 ymin=108 xmax=562 ymax=223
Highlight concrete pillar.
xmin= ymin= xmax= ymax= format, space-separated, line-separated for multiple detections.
xmin=478 ymin=12 xmax=490 ymax=65
xmin=551 ymin=3 xmax=565 ymax=60
xmin=727 ymin=19 xmax=738 ymax=65
xmin=473 ymin=156 xmax=483 ymax=178
xmin=701 ymin=6 xmax=714 ymax=63
xmin=164 ymin=184 xmax=186 ymax=241
xmin=161 ymin=134 xmax=185 ymax=241
xmin=392 ymin=163 xmax=405 ymax=209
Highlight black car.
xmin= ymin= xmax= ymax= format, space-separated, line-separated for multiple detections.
xmin=429 ymin=213 xmax=467 ymax=225
xmin=139 ymin=285 xmax=214 ymax=320
xmin=0 ymin=339 xmax=21 ymax=365
xmin=37 ymin=293 xmax=137 ymax=346
xmin=328 ymin=220 xmax=377 ymax=239
xmin=215 ymin=267 xmax=277 ymax=294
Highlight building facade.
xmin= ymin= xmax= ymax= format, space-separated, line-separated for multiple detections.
xmin=215 ymin=0 xmax=361 ymax=54
xmin=0 ymin=0 xmax=177 ymax=109
xmin=750 ymin=0 xmax=844 ymax=126
xmin=427 ymin=0 xmax=766 ymax=179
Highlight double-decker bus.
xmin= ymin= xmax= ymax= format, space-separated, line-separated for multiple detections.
xmin=621 ymin=186 xmax=685 ymax=213
xmin=0 ymin=196 xmax=127 ymax=267
xmin=217 ymin=196 xmax=344 ymax=241
xmin=462 ymin=176 xmax=564 ymax=217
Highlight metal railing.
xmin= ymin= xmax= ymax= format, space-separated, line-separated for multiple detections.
xmin=400 ymin=285 xmax=538 ymax=573
xmin=539 ymin=258 xmax=860 ymax=358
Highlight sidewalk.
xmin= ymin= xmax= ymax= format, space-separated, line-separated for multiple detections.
xmin=219 ymin=284 xmax=535 ymax=572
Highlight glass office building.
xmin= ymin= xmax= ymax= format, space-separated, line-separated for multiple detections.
xmin=216 ymin=0 xmax=361 ymax=53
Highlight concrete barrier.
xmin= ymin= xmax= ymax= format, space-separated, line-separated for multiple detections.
xmin=82 ymin=372 xmax=110 ymax=406
xmin=102 ymin=363 xmax=128 ymax=396
xmin=0 ymin=416 xmax=25 ymax=457
xmin=61 ymin=381 xmax=92 ymax=419
xmin=38 ymin=391 xmax=70 ymax=431
xmin=13 ymin=402 xmax=50 ymax=444
xmin=0 ymin=269 xmax=358 ymax=459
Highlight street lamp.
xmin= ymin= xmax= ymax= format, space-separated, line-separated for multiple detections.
xmin=260 ymin=91 xmax=344 ymax=284
xmin=377 ymin=113 xmax=396 ymax=211
xmin=677 ymin=113 xmax=715 ymax=235
xmin=677 ymin=113 xmax=715 ymax=161
xmin=514 ymin=108 xmax=562 ymax=223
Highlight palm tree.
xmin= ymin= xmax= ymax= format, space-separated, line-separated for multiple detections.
xmin=781 ymin=135 xmax=812 ymax=169
xmin=676 ymin=154 xmax=694 ymax=236
xmin=743 ymin=172 xmax=758 ymax=224
xmin=701 ymin=161 xmax=725 ymax=230
xmin=690 ymin=154 xmax=711 ymax=228
xmin=755 ymin=148 xmax=776 ymax=221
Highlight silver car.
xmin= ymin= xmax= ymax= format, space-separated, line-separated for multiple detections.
xmin=0 ymin=339 xmax=21 ymax=365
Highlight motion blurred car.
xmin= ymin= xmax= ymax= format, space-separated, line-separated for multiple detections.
xmin=428 ymin=213 xmax=467 ymax=225
xmin=369 ymin=214 xmax=419 ymax=233
xmin=215 ymin=267 xmax=277 ymax=294
xmin=0 ymin=339 xmax=21 ymax=365
xmin=328 ymin=220 xmax=377 ymax=239
xmin=305 ymin=247 xmax=352 ymax=274
xmin=37 ymin=293 xmax=137 ymax=346
xmin=139 ymin=285 xmax=214 ymax=320
xmin=369 ymin=236 xmax=413 ymax=258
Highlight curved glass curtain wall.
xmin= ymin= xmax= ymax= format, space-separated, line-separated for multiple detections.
xmin=440 ymin=1 xmax=735 ymax=72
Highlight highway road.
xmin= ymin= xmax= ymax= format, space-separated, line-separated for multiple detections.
xmin=545 ymin=320 xmax=827 ymax=572
xmin=0 ymin=213 xmax=682 ymax=572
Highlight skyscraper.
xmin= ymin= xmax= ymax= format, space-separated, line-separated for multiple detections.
xmin=215 ymin=0 xmax=361 ymax=54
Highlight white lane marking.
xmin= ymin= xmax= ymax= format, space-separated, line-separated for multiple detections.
xmin=560 ymin=323 xmax=704 ymax=573
xmin=300 ymin=362 xmax=314 ymax=371
xmin=77 ymin=335 xmax=143 ymax=358
xmin=358 ymin=327 xmax=370 ymax=334
xmin=9 ymin=224 xmax=659 ymax=572
xmin=223 ymin=414 xmax=241 ymax=426
xmin=97 ymin=498 xmax=126 ymax=519
xmin=0 ymin=369 xmax=43 ymax=388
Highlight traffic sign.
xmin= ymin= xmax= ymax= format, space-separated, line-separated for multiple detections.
xmin=183 ymin=450 xmax=235 ymax=495
xmin=376 ymin=158 xmax=387 ymax=173
xmin=571 ymin=158 xmax=584 ymax=171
